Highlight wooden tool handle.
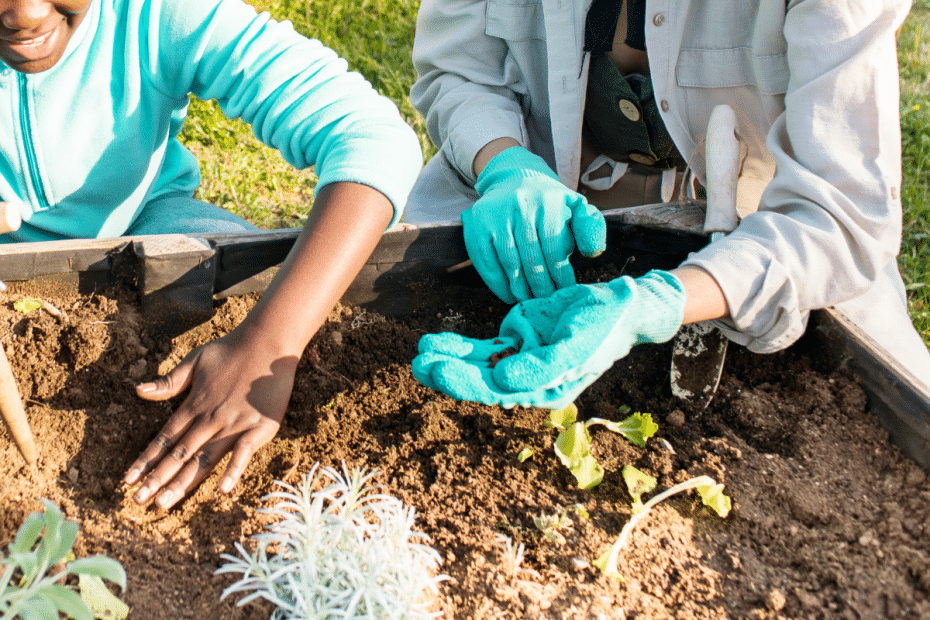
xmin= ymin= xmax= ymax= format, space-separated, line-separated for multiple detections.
xmin=0 ymin=201 xmax=22 ymax=235
xmin=0 ymin=343 xmax=37 ymax=465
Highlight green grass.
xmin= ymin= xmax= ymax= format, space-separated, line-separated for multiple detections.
xmin=898 ymin=1 xmax=930 ymax=346
xmin=178 ymin=0 xmax=427 ymax=229
xmin=183 ymin=0 xmax=930 ymax=347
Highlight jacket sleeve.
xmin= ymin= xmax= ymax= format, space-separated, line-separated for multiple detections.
xmin=410 ymin=0 xmax=531 ymax=185
xmin=682 ymin=0 xmax=910 ymax=353
xmin=144 ymin=0 xmax=421 ymax=226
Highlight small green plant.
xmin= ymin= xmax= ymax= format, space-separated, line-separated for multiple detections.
xmin=217 ymin=463 xmax=446 ymax=620
xmin=492 ymin=534 xmax=539 ymax=580
xmin=532 ymin=504 xmax=588 ymax=546
xmin=547 ymin=404 xmax=658 ymax=489
xmin=593 ymin=466 xmax=731 ymax=580
xmin=1 ymin=499 xmax=127 ymax=620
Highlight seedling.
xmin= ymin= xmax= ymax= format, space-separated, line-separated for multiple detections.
xmin=532 ymin=504 xmax=588 ymax=546
xmin=1 ymin=499 xmax=127 ymax=620
xmin=493 ymin=534 xmax=539 ymax=580
xmin=593 ymin=466 xmax=731 ymax=580
xmin=547 ymin=404 xmax=658 ymax=489
xmin=217 ymin=463 xmax=445 ymax=620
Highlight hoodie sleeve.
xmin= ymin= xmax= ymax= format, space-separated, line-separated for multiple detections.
xmin=144 ymin=0 xmax=422 ymax=226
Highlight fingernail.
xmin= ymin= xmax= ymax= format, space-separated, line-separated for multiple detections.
xmin=137 ymin=383 xmax=157 ymax=393
xmin=124 ymin=469 xmax=140 ymax=484
xmin=134 ymin=487 xmax=151 ymax=503
xmin=157 ymin=490 xmax=174 ymax=508
xmin=219 ymin=478 xmax=233 ymax=493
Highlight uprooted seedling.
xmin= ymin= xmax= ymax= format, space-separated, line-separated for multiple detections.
xmin=593 ymin=465 xmax=732 ymax=580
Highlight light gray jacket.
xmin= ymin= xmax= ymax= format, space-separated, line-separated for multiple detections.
xmin=407 ymin=0 xmax=930 ymax=387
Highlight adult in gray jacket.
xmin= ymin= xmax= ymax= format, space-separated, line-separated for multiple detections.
xmin=408 ymin=0 xmax=930 ymax=405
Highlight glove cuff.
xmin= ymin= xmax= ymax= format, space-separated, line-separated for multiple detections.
xmin=623 ymin=270 xmax=687 ymax=344
xmin=475 ymin=146 xmax=560 ymax=196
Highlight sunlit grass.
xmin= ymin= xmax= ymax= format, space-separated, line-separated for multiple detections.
xmin=898 ymin=2 xmax=930 ymax=346
xmin=178 ymin=0 xmax=426 ymax=229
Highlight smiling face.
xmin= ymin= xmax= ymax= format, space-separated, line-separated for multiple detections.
xmin=0 ymin=0 xmax=92 ymax=73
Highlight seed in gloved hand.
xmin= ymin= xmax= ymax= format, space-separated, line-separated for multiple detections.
xmin=489 ymin=341 xmax=522 ymax=368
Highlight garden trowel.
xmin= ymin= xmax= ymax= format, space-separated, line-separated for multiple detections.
xmin=669 ymin=105 xmax=740 ymax=410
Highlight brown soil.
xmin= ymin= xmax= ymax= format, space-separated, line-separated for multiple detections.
xmin=1 ymin=275 xmax=929 ymax=620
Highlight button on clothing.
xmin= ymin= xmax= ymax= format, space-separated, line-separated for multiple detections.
xmin=405 ymin=0 xmax=930 ymax=389
xmin=584 ymin=53 xmax=685 ymax=171
xmin=618 ymin=99 xmax=641 ymax=121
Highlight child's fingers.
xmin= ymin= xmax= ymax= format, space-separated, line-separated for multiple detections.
xmin=135 ymin=353 xmax=197 ymax=401
xmin=151 ymin=434 xmax=237 ymax=510
xmin=516 ymin=222 xmax=557 ymax=300
xmin=218 ymin=425 xmax=277 ymax=494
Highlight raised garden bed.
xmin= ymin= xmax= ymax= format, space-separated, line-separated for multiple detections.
xmin=1 ymin=206 xmax=929 ymax=619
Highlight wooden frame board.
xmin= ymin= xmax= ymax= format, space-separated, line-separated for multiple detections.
xmin=1 ymin=201 xmax=927 ymax=469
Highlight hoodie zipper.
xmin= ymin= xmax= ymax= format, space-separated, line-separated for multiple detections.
xmin=17 ymin=72 xmax=50 ymax=209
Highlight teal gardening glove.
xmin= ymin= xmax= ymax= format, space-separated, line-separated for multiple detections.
xmin=412 ymin=270 xmax=686 ymax=409
xmin=464 ymin=146 xmax=607 ymax=304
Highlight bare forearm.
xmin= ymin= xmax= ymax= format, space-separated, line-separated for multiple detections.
xmin=671 ymin=266 xmax=730 ymax=325
xmin=472 ymin=137 xmax=521 ymax=177
xmin=240 ymin=182 xmax=394 ymax=356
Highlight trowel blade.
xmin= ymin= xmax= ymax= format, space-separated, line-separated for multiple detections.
xmin=669 ymin=322 xmax=729 ymax=410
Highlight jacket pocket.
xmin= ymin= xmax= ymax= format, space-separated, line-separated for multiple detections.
xmin=486 ymin=0 xmax=545 ymax=42
xmin=676 ymin=47 xmax=789 ymax=95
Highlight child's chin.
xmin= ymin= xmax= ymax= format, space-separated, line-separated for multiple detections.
xmin=1 ymin=53 xmax=64 ymax=74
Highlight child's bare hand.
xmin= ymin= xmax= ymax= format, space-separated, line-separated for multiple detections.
xmin=122 ymin=329 xmax=299 ymax=509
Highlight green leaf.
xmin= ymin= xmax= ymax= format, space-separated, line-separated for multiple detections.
xmin=40 ymin=584 xmax=93 ymax=620
xmin=695 ymin=481 xmax=732 ymax=518
xmin=10 ymin=512 xmax=46 ymax=554
xmin=554 ymin=423 xmax=604 ymax=489
xmin=79 ymin=575 xmax=130 ymax=620
xmin=553 ymin=422 xmax=590 ymax=468
xmin=19 ymin=594 xmax=58 ymax=620
xmin=592 ymin=546 xmax=623 ymax=581
xmin=571 ymin=455 xmax=604 ymax=490
xmin=594 ymin=412 xmax=658 ymax=447
xmin=621 ymin=465 xmax=657 ymax=513
xmin=48 ymin=521 xmax=79 ymax=568
xmin=69 ymin=557 xmax=127 ymax=590
xmin=546 ymin=403 xmax=577 ymax=430
xmin=516 ymin=447 xmax=534 ymax=462
xmin=13 ymin=298 xmax=44 ymax=314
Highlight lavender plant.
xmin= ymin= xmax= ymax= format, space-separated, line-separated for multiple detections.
xmin=216 ymin=463 xmax=445 ymax=620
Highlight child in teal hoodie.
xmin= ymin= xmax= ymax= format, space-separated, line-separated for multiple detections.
xmin=0 ymin=0 xmax=422 ymax=508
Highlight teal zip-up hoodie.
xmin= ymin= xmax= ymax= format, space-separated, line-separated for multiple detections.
xmin=0 ymin=0 xmax=422 ymax=242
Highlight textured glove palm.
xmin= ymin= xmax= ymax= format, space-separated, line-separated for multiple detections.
xmin=463 ymin=146 xmax=606 ymax=304
xmin=412 ymin=270 xmax=686 ymax=409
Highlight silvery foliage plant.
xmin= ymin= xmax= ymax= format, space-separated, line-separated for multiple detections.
xmin=217 ymin=463 xmax=445 ymax=619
